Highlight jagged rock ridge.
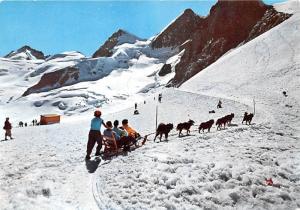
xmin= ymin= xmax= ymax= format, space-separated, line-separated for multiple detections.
xmin=151 ymin=0 xmax=292 ymax=86
xmin=8 ymin=0 xmax=292 ymax=97
xmin=151 ymin=9 xmax=203 ymax=49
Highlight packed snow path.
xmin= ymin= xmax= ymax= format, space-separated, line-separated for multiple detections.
xmin=92 ymin=89 xmax=300 ymax=210
xmin=0 ymin=88 xmax=299 ymax=209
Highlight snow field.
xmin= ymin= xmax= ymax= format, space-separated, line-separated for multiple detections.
xmin=92 ymin=89 xmax=300 ymax=210
xmin=0 ymin=1 xmax=299 ymax=209
xmin=2 ymin=88 xmax=299 ymax=210
xmin=0 ymin=40 xmax=179 ymax=123
xmin=0 ymin=120 xmax=99 ymax=210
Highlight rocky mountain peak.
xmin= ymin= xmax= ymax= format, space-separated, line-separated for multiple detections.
xmin=92 ymin=29 xmax=142 ymax=58
xmin=114 ymin=29 xmax=127 ymax=36
xmin=5 ymin=45 xmax=45 ymax=60
xmin=183 ymin=8 xmax=196 ymax=16
xmin=161 ymin=0 xmax=291 ymax=86
xmin=151 ymin=8 xmax=203 ymax=49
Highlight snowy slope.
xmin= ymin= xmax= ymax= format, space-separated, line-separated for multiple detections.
xmin=89 ymin=3 xmax=300 ymax=207
xmin=0 ymin=58 xmax=43 ymax=105
xmin=1 ymin=87 xmax=299 ymax=209
xmin=181 ymin=0 xmax=300 ymax=133
xmin=8 ymin=50 xmax=38 ymax=60
xmin=1 ymin=1 xmax=299 ymax=209
xmin=93 ymin=90 xmax=300 ymax=210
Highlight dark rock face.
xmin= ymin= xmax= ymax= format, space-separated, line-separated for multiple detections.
xmin=245 ymin=7 xmax=292 ymax=43
xmin=92 ymin=29 xmax=140 ymax=58
xmin=152 ymin=0 xmax=291 ymax=86
xmin=5 ymin=45 xmax=45 ymax=60
xmin=23 ymin=67 xmax=79 ymax=96
xmin=92 ymin=30 xmax=123 ymax=58
xmin=158 ymin=64 xmax=172 ymax=76
xmin=151 ymin=9 xmax=204 ymax=49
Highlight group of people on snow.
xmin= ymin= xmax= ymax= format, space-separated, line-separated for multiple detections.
xmin=86 ymin=110 xmax=145 ymax=160
xmin=134 ymin=93 xmax=163 ymax=115
xmin=3 ymin=118 xmax=40 ymax=140
xmin=19 ymin=119 xmax=39 ymax=127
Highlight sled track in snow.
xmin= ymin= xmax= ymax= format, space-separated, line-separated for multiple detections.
xmin=89 ymin=90 xmax=258 ymax=209
xmin=91 ymin=117 xmax=300 ymax=209
xmin=90 ymin=124 xmax=268 ymax=209
xmin=92 ymin=159 xmax=114 ymax=210
xmin=90 ymin=88 xmax=300 ymax=209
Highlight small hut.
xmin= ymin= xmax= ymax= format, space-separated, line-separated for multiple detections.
xmin=40 ymin=114 xmax=61 ymax=125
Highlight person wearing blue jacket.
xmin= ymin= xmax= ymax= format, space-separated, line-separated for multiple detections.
xmin=86 ymin=110 xmax=107 ymax=160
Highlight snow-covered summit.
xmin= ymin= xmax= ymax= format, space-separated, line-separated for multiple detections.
xmin=92 ymin=29 xmax=143 ymax=58
xmin=4 ymin=45 xmax=45 ymax=60
xmin=45 ymin=51 xmax=85 ymax=61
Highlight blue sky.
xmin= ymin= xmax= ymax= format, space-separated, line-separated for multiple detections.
xmin=0 ymin=0 xmax=286 ymax=57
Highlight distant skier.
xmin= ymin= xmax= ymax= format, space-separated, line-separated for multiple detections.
xmin=134 ymin=109 xmax=139 ymax=115
xmin=135 ymin=103 xmax=137 ymax=110
xmin=86 ymin=110 xmax=107 ymax=160
xmin=3 ymin=117 xmax=13 ymax=140
xmin=19 ymin=121 xmax=24 ymax=127
xmin=158 ymin=93 xmax=162 ymax=103
xmin=282 ymin=91 xmax=288 ymax=97
xmin=217 ymin=100 xmax=222 ymax=109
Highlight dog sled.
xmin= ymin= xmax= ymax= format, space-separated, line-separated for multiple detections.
xmin=102 ymin=135 xmax=148 ymax=157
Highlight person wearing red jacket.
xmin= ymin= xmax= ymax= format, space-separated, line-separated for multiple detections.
xmin=3 ymin=117 xmax=13 ymax=140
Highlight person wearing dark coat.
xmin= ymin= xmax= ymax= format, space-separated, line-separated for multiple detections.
xmin=3 ymin=118 xmax=13 ymax=140
xmin=158 ymin=93 xmax=162 ymax=103
xmin=217 ymin=100 xmax=222 ymax=109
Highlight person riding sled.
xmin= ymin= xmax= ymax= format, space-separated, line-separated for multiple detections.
xmin=121 ymin=119 xmax=147 ymax=145
xmin=85 ymin=110 xmax=107 ymax=160
xmin=113 ymin=120 xmax=137 ymax=151
xmin=103 ymin=121 xmax=118 ymax=152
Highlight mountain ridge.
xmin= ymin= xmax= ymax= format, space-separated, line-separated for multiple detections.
xmin=151 ymin=0 xmax=292 ymax=86
xmin=92 ymin=29 xmax=143 ymax=58
xmin=1 ymin=0 xmax=292 ymax=99
xmin=4 ymin=45 xmax=45 ymax=60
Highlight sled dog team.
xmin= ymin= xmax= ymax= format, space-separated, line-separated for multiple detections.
xmin=2 ymin=110 xmax=253 ymax=158
xmin=153 ymin=112 xmax=254 ymax=142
